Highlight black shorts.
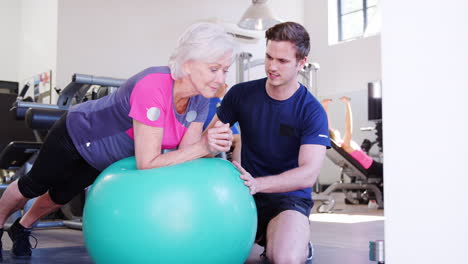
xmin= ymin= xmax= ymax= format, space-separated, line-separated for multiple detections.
xmin=254 ymin=194 xmax=313 ymax=247
xmin=367 ymin=160 xmax=383 ymax=178
xmin=18 ymin=113 xmax=100 ymax=205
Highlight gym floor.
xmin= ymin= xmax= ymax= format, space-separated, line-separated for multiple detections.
xmin=0 ymin=193 xmax=384 ymax=264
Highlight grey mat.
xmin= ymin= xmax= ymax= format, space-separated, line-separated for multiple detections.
xmin=1 ymin=246 xmax=92 ymax=264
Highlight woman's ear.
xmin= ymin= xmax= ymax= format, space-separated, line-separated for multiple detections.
xmin=182 ymin=61 xmax=192 ymax=75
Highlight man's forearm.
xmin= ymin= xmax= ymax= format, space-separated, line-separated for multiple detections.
xmin=255 ymin=165 xmax=320 ymax=193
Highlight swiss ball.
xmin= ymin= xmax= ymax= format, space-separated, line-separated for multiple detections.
xmin=83 ymin=157 xmax=257 ymax=264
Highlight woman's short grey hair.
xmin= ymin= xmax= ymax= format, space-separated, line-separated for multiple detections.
xmin=169 ymin=22 xmax=237 ymax=80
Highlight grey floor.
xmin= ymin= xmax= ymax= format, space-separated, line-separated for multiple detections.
xmin=0 ymin=193 xmax=384 ymax=263
xmin=1 ymin=228 xmax=91 ymax=263
xmin=308 ymin=194 xmax=384 ymax=264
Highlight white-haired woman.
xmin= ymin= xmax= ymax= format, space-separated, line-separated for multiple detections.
xmin=0 ymin=22 xmax=236 ymax=258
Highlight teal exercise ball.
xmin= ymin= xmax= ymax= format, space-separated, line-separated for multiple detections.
xmin=83 ymin=157 xmax=257 ymax=264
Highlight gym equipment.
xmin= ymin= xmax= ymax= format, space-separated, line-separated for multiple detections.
xmin=1 ymin=74 xmax=125 ymax=180
xmin=0 ymin=80 xmax=19 ymax=94
xmin=0 ymin=73 xmax=125 ymax=229
xmin=360 ymin=122 xmax=383 ymax=154
xmin=83 ymin=157 xmax=257 ymax=264
xmin=368 ymin=81 xmax=382 ymax=122
xmin=12 ymin=73 xmax=124 ymax=120
xmin=374 ymin=121 xmax=383 ymax=151
xmin=0 ymin=91 xmax=37 ymax=154
xmin=314 ymin=138 xmax=383 ymax=213
xmin=369 ymin=240 xmax=385 ymax=263
xmin=368 ymin=81 xmax=383 ymax=152
xmin=360 ymin=138 xmax=373 ymax=153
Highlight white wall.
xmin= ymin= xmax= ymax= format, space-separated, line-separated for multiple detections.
xmin=0 ymin=0 xmax=57 ymax=101
xmin=17 ymin=0 xmax=57 ymax=83
xmin=304 ymin=0 xmax=381 ymax=96
xmin=304 ymin=0 xmax=382 ymax=184
xmin=0 ymin=0 xmax=58 ymax=102
xmin=56 ymin=0 xmax=304 ymax=90
xmin=382 ymin=0 xmax=468 ymax=263
xmin=0 ymin=0 xmax=21 ymax=82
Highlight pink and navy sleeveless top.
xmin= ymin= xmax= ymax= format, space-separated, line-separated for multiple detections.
xmin=349 ymin=149 xmax=373 ymax=169
xmin=66 ymin=66 xmax=209 ymax=170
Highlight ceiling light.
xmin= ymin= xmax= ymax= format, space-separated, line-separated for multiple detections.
xmin=238 ymin=0 xmax=281 ymax=31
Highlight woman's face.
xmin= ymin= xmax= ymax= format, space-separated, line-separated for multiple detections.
xmin=185 ymin=52 xmax=232 ymax=98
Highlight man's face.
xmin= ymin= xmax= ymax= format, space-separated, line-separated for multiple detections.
xmin=264 ymin=40 xmax=306 ymax=90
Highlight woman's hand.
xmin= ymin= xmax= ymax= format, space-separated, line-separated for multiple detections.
xmin=232 ymin=161 xmax=259 ymax=195
xmin=339 ymin=96 xmax=351 ymax=103
xmin=203 ymin=121 xmax=233 ymax=154
xmin=214 ymin=84 xmax=228 ymax=98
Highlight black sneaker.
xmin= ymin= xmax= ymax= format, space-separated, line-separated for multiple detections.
xmin=7 ymin=218 xmax=37 ymax=258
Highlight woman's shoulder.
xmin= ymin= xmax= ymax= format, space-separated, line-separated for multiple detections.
xmin=132 ymin=67 xmax=173 ymax=90
xmin=129 ymin=66 xmax=172 ymax=86
xmin=126 ymin=67 xmax=174 ymax=104
xmin=138 ymin=66 xmax=171 ymax=76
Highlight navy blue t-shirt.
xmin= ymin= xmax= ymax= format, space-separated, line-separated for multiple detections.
xmin=217 ymin=78 xmax=330 ymax=199
xmin=203 ymin=97 xmax=240 ymax=134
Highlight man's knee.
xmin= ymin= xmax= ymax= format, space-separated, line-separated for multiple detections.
xmin=267 ymin=249 xmax=307 ymax=264
xmin=265 ymin=210 xmax=310 ymax=264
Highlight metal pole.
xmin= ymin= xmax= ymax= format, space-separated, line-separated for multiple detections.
xmin=236 ymin=52 xmax=253 ymax=83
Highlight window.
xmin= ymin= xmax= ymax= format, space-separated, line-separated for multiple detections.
xmin=338 ymin=0 xmax=378 ymax=41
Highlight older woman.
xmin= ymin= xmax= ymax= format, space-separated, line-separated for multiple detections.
xmin=0 ymin=22 xmax=236 ymax=258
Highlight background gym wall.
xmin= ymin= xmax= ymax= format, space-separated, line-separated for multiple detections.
xmin=0 ymin=0 xmax=21 ymax=82
xmin=0 ymin=0 xmax=58 ymax=101
xmin=55 ymin=0 xmax=303 ymax=90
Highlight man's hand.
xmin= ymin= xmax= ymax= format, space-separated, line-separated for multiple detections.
xmin=203 ymin=121 xmax=233 ymax=154
xmin=233 ymin=161 xmax=259 ymax=195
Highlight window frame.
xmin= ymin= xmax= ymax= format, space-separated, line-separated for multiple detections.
xmin=337 ymin=0 xmax=377 ymax=41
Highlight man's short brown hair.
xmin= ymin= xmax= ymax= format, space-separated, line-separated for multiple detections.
xmin=265 ymin=22 xmax=310 ymax=61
